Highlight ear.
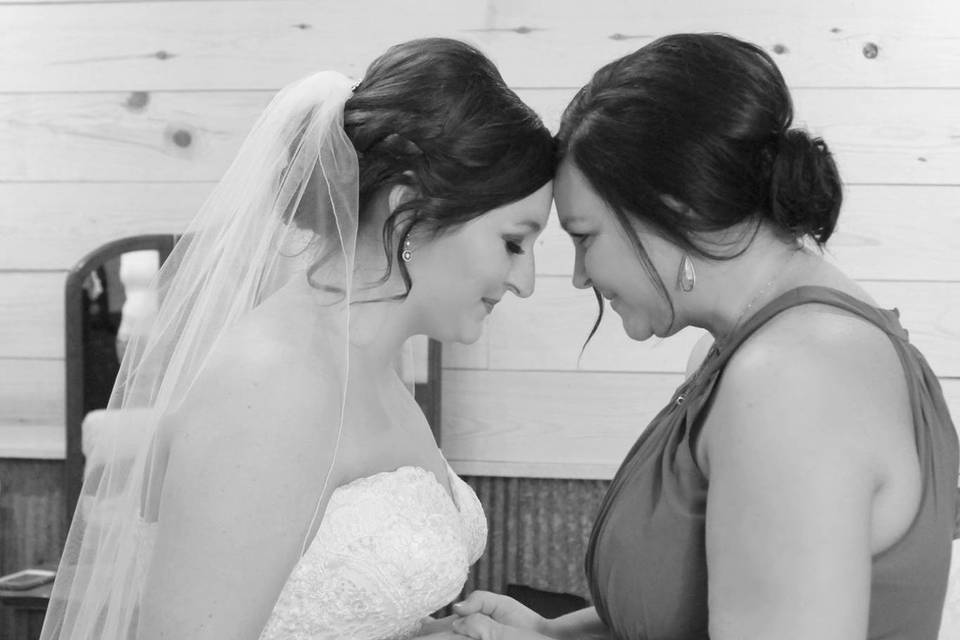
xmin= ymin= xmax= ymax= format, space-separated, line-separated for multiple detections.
xmin=659 ymin=194 xmax=690 ymax=214
xmin=387 ymin=184 xmax=414 ymax=213
xmin=387 ymin=173 xmax=418 ymax=214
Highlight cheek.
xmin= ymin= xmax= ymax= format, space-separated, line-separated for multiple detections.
xmin=411 ymin=255 xmax=460 ymax=301
xmin=445 ymin=235 xmax=507 ymax=291
xmin=600 ymin=241 xmax=657 ymax=303
xmin=443 ymin=242 xmax=490 ymax=293
xmin=411 ymin=238 xmax=493 ymax=309
xmin=412 ymin=246 xmax=491 ymax=342
xmin=584 ymin=242 xmax=629 ymax=295
xmin=599 ymin=259 xmax=666 ymax=322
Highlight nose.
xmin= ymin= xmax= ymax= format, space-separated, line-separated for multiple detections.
xmin=572 ymin=246 xmax=592 ymax=290
xmin=506 ymin=250 xmax=536 ymax=299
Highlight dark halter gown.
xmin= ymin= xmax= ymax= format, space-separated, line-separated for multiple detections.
xmin=586 ymin=286 xmax=959 ymax=640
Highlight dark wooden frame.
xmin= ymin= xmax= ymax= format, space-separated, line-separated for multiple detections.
xmin=63 ymin=234 xmax=179 ymax=524
xmin=419 ymin=339 xmax=443 ymax=446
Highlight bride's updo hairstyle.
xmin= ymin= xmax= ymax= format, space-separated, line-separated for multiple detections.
xmin=557 ymin=33 xmax=842 ymax=266
xmin=343 ymin=37 xmax=555 ymax=289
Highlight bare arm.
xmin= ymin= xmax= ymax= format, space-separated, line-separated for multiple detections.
xmin=700 ymin=329 xmax=892 ymax=640
xmin=541 ymin=607 xmax=610 ymax=640
xmin=139 ymin=345 xmax=338 ymax=639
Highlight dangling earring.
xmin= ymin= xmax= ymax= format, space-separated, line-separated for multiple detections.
xmin=401 ymin=238 xmax=413 ymax=263
xmin=677 ymin=254 xmax=696 ymax=292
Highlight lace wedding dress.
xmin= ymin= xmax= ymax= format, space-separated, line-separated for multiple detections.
xmin=259 ymin=464 xmax=487 ymax=639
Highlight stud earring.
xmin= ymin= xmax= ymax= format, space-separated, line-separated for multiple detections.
xmin=677 ymin=254 xmax=696 ymax=292
xmin=401 ymin=239 xmax=413 ymax=263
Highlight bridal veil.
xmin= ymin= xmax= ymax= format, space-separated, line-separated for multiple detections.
xmin=41 ymin=71 xmax=365 ymax=639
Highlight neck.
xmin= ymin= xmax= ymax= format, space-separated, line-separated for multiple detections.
xmin=347 ymin=244 xmax=418 ymax=376
xmin=348 ymin=295 xmax=415 ymax=376
xmin=688 ymin=233 xmax=814 ymax=342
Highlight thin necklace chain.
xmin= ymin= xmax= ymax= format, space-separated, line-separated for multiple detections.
xmin=722 ymin=247 xmax=803 ymax=343
xmin=678 ymin=248 xmax=804 ymax=405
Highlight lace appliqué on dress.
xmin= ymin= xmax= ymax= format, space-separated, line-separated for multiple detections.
xmin=259 ymin=465 xmax=487 ymax=640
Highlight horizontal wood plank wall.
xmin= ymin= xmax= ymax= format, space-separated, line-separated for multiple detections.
xmin=0 ymin=0 xmax=957 ymax=625
xmin=0 ymin=89 xmax=957 ymax=183
xmin=1 ymin=1 xmax=958 ymax=90
xmin=0 ymin=0 xmax=957 ymax=477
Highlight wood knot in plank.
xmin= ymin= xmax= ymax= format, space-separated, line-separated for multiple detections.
xmin=609 ymin=33 xmax=650 ymax=41
xmin=862 ymin=42 xmax=879 ymax=59
xmin=772 ymin=43 xmax=789 ymax=55
xmin=171 ymin=129 xmax=192 ymax=148
xmin=155 ymin=50 xmax=174 ymax=61
xmin=465 ymin=26 xmax=539 ymax=35
xmin=125 ymin=92 xmax=149 ymax=111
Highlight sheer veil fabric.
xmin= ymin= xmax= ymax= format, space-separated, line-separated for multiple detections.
xmin=41 ymin=72 xmax=369 ymax=639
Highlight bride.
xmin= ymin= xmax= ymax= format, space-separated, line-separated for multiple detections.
xmin=41 ymin=38 xmax=554 ymax=640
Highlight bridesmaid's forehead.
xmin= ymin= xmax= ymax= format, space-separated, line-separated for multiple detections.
xmin=554 ymin=164 xmax=602 ymax=223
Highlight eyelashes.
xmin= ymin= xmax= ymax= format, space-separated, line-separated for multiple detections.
xmin=505 ymin=239 xmax=526 ymax=255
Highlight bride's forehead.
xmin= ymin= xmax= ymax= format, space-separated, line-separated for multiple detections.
xmin=479 ymin=185 xmax=552 ymax=225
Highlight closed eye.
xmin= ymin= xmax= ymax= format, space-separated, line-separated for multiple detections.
xmin=505 ymin=239 xmax=526 ymax=255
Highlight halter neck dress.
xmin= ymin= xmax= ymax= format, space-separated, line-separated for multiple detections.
xmin=586 ymin=286 xmax=959 ymax=639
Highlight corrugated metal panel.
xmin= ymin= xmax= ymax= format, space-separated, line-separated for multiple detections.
xmin=462 ymin=476 xmax=610 ymax=599
xmin=0 ymin=460 xmax=65 ymax=575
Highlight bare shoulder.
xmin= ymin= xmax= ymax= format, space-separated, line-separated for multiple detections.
xmin=140 ymin=310 xmax=344 ymax=638
xmin=163 ymin=311 xmax=341 ymax=468
xmin=731 ymin=302 xmax=904 ymax=396
xmin=701 ymin=302 xmax=910 ymax=475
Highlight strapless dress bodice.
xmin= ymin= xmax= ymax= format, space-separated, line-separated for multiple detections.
xmin=259 ymin=464 xmax=487 ymax=640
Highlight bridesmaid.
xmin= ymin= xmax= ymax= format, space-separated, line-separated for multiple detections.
xmin=442 ymin=33 xmax=959 ymax=640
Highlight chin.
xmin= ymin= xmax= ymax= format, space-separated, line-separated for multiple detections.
xmin=454 ymin=323 xmax=484 ymax=345
xmin=654 ymin=323 xmax=683 ymax=339
xmin=433 ymin=318 xmax=484 ymax=345
xmin=621 ymin=316 xmax=655 ymax=342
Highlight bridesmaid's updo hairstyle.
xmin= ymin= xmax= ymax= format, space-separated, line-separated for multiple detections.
xmin=557 ymin=33 xmax=843 ymax=260
xmin=343 ymin=38 xmax=555 ymax=288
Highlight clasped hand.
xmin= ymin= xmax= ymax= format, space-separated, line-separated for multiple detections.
xmin=416 ymin=591 xmax=555 ymax=640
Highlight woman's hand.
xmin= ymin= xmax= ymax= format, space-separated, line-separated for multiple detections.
xmin=414 ymin=592 xmax=554 ymax=639
xmin=417 ymin=615 xmax=467 ymax=637
xmin=451 ymin=591 xmax=546 ymax=632
xmin=445 ymin=592 xmax=609 ymax=640
xmin=450 ymin=613 xmax=555 ymax=640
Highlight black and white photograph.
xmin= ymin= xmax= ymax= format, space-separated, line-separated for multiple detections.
xmin=0 ymin=1 xmax=958 ymax=638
